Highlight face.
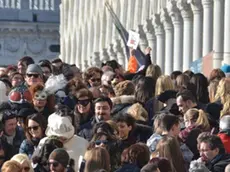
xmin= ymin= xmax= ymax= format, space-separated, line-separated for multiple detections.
xmin=49 ymin=159 xmax=65 ymax=172
xmin=184 ymin=116 xmax=193 ymax=128
xmin=17 ymin=61 xmax=27 ymax=75
xmin=176 ymin=96 xmax=190 ymax=114
xmin=21 ymin=160 xmax=31 ymax=172
xmin=25 ymin=73 xmax=43 ymax=86
xmin=33 ymin=90 xmax=48 ymax=107
xmin=41 ymin=66 xmax=51 ymax=78
xmin=69 ymin=85 xmax=76 ymax=96
xmin=95 ymin=101 xmax=111 ymax=121
xmin=11 ymin=74 xmax=23 ymax=87
xmin=88 ymin=72 xmax=101 ymax=87
xmin=17 ymin=117 xmax=25 ymax=128
xmin=76 ymin=96 xmax=91 ymax=114
xmin=4 ymin=118 xmax=17 ymax=136
xmin=95 ymin=135 xmax=108 ymax=148
xmin=199 ymin=142 xmax=219 ymax=162
xmin=28 ymin=119 xmax=42 ymax=138
xmin=171 ymin=124 xmax=180 ymax=137
xmin=117 ymin=122 xmax=132 ymax=140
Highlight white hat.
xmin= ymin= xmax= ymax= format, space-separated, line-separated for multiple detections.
xmin=0 ymin=81 xmax=8 ymax=103
xmin=45 ymin=113 xmax=74 ymax=140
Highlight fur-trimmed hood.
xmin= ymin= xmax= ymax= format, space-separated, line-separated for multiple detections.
xmin=111 ymin=95 xmax=136 ymax=105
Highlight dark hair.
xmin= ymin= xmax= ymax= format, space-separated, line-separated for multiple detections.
xmin=112 ymin=113 xmax=136 ymax=127
xmin=160 ymin=114 xmax=180 ymax=132
xmin=148 ymin=157 xmax=172 ymax=172
xmin=190 ymin=73 xmax=209 ymax=104
xmin=141 ymin=163 xmax=158 ymax=172
xmin=39 ymin=60 xmax=52 ymax=73
xmin=209 ymin=68 xmax=226 ymax=81
xmin=135 ymin=76 xmax=155 ymax=103
xmin=51 ymin=58 xmax=62 ymax=64
xmin=183 ymin=70 xmax=194 ymax=79
xmin=75 ymin=88 xmax=93 ymax=100
xmin=9 ymin=72 xmax=24 ymax=82
xmin=19 ymin=56 xmax=35 ymax=66
xmin=170 ymin=71 xmax=182 ymax=80
xmin=175 ymin=74 xmax=190 ymax=91
xmin=92 ymin=122 xmax=115 ymax=137
xmin=199 ymin=135 xmax=225 ymax=154
xmin=176 ymin=89 xmax=197 ymax=103
xmin=2 ymin=110 xmax=16 ymax=123
xmin=105 ymin=60 xmax=120 ymax=71
xmin=54 ymin=104 xmax=75 ymax=127
xmin=83 ymin=67 xmax=103 ymax=83
xmin=25 ymin=113 xmax=47 ymax=142
xmin=94 ymin=96 xmax=113 ymax=110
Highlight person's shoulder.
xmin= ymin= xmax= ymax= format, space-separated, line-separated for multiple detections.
xmin=73 ymin=135 xmax=88 ymax=144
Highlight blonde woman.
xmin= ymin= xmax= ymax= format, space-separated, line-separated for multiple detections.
xmin=155 ymin=75 xmax=174 ymax=112
xmin=208 ymin=79 xmax=220 ymax=103
xmin=179 ymin=108 xmax=210 ymax=159
xmin=2 ymin=160 xmax=22 ymax=172
xmin=11 ymin=154 xmax=34 ymax=172
xmin=145 ymin=64 xmax=162 ymax=82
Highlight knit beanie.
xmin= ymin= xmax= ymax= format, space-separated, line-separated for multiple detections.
xmin=49 ymin=148 xmax=69 ymax=168
xmin=26 ymin=64 xmax=43 ymax=76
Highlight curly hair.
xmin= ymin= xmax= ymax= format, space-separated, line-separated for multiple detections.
xmin=114 ymin=80 xmax=135 ymax=96
xmin=83 ymin=67 xmax=103 ymax=83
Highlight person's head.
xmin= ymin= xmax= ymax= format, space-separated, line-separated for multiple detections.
xmin=25 ymin=64 xmax=43 ymax=86
xmin=45 ymin=113 xmax=75 ymax=142
xmin=84 ymin=147 xmax=110 ymax=172
xmin=176 ymin=89 xmax=197 ymax=114
xmin=199 ymin=135 xmax=225 ymax=162
xmin=170 ymin=71 xmax=182 ymax=82
xmin=101 ymin=71 xmax=116 ymax=86
xmin=29 ymin=84 xmax=48 ymax=108
xmin=99 ymin=85 xmax=115 ymax=98
xmin=48 ymin=148 xmax=70 ymax=172
xmin=105 ymin=60 xmax=124 ymax=75
xmin=154 ymin=136 xmax=185 ymax=172
xmin=155 ymin=75 xmax=174 ymax=96
xmin=38 ymin=60 xmax=52 ymax=80
xmin=84 ymin=67 xmax=103 ymax=87
xmin=134 ymin=77 xmax=155 ymax=103
xmin=75 ymin=88 xmax=93 ymax=114
xmin=11 ymin=154 xmax=33 ymax=172
xmin=190 ymin=73 xmax=209 ymax=104
xmin=225 ymin=164 xmax=230 ymax=172
xmin=208 ymin=79 xmax=220 ymax=103
xmin=183 ymin=70 xmax=194 ymax=79
xmin=10 ymin=72 xmax=24 ymax=87
xmin=153 ymin=113 xmax=166 ymax=134
xmin=160 ymin=114 xmax=180 ymax=137
xmin=90 ymin=132 xmax=110 ymax=149
xmin=17 ymin=56 xmax=35 ymax=75
xmin=17 ymin=108 xmax=34 ymax=129
xmin=127 ymin=103 xmax=148 ymax=122
xmin=189 ymin=159 xmax=210 ymax=172
xmin=127 ymin=143 xmax=150 ymax=168
xmin=141 ymin=162 xmax=159 ymax=172
xmin=147 ymin=157 xmax=172 ymax=172
xmin=175 ymin=74 xmax=190 ymax=91
xmin=219 ymin=115 xmax=230 ymax=131
xmin=89 ymin=86 xmax=102 ymax=99
xmin=2 ymin=160 xmax=22 ymax=172
xmin=114 ymin=80 xmax=135 ymax=96
xmin=94 ymin=97 xmax=112 ymax=121
xmin=2 ymin=110 xmax=17 ymax=136
xmin=184 ymin=108 xmax=210 ymax=131
xmin=215 ymin=78 xmax=230 ymax=104
xmin=112 ymin=113 xmax=135 ymax=140
xmin=25 ymin=113 xmax=47 ymax=140
xmin=145 ymin=64 xmax=162 ymax=81
xmin=209 ymin=68 xmax=226 ymax=82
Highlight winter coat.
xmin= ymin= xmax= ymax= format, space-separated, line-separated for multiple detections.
xmin=19 ymin=138 xmax=41 ymax=159
xmin=111 ymin=95 xmax=136 ymax=116
xmin=207 ymin=154 xmax=230 ymax=172
xmin=78 ymin=117 xmax=97 ymax=141
xmin=37 ymin=135 xmax=88 ymax=172
xmin=115 ymin=163 xmax=140 ymax=172
xmin=218 ymin=129 xmax=230 ymax=154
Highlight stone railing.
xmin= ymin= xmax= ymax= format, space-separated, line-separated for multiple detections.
xmin=0 ymin=0 xmax=59 ymax=11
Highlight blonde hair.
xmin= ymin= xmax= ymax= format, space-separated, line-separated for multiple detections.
xmin=127 ymin=103 xmax=148 ymax=122
xmin=11 ymin=154 xmax=34 ymax=172
xmin=215 ymin=78 xmax=230 ymax=104
xmin=2 ymin=160 xmax=22 ymax=172
xmin=208 ymin=79 xmax=219 ymax=103
xmin=184 ymin=108 xmax=210 ymax=131
xmin=146 ymin=64 xmax=162 ymax=81
xmin=106 ymin=120 xmax=119 ymax=136
xmin=155 ymin=75 xmax=174 ymax=96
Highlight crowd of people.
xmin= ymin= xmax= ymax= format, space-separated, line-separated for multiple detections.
xmin=0 ymin=48 xmax=230 ymax=172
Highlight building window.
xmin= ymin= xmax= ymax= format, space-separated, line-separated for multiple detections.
xmin=49 ymin=45 xmax=60 ymax=53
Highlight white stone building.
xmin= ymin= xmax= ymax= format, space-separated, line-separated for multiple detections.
xmin=60 ymin=0 xmax=230 ymax=75
xmin=0 ymin=0 xmax=60 ymax=65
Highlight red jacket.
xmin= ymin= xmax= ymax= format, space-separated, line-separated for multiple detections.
xmin=218 ymin=133 xmax=230 ymax=153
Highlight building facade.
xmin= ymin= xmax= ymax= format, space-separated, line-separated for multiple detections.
xmin=60 ymin=0 xmax=230 ymax=75
xmin=0 ymin=0 xmax=60 ymax=65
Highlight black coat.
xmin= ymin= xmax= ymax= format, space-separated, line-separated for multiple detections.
xmin=78 ymin=118 xmax=97 ymax=141
xmin=207 ymin=154 xmax=230 ymax=172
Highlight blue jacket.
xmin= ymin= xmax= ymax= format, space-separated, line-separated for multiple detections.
xmin=115 ymin=164 xmax=140 ymax=172
xmin=19 ymin=139 xmax=35 ymax=159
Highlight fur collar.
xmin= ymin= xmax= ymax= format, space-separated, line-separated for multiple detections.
xmin=111 ymin=95 xmax=136 ymax=105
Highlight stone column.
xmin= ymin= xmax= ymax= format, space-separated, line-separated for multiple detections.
xmin=223 ymin=0 xmax=230 ymax=64
xmin=212 ymin=0 xmax=224 ymax=68
xmin=108 ymin=44 xmax=117 ymax=61
xmin=168 ymin=0 xmax=183 ymax=71
xmin=114 ymin=40 xmax=125 ymax=68
xmin=137 ymin=25 xmax=148 ymax=53
xmin=188 ymin=0 xmax=203 ymax=61
xmin=201 ymin=0 xmax=213 ymax=56
xmin=101 ymin=48 xmax=110 ymax=63
xmin=154 ymin=14 xmax=165 ymax=72
xmin=92 ymin=52 xmax=101 ymax=67
xmin=178 ymin=0 xmax=193 ymax=71
xmin=161 ymin=8 xmax=173 ymax=75
xmin=144 ymin=19 xmax=156 ymax=64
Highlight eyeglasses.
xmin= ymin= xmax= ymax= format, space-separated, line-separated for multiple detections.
xmin=95 ymin=140 xmax=108 ymax=146
xmin=27 ymin=73 xmax=40 ymax=78
xmin=48 ymin=161 xmax=60 ymax=167
xmin=23 ymin=167 xmax=30 ymax=171
xmin=90 ymin=78 xmax=101 ymax=82
xmin=77 ymin=99 xmax=91 ymax=106
xmin=28 ymin=125 xmax=39 ymax=131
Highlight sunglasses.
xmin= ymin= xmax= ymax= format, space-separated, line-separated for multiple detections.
xmin=23 ymin=167 xmax=30 ymax=171
xmin=48 ymin=161 xmax=60 ymax=167
xmin=77 ymin=99 xmax=91 ymax=106
xmin=95 ymin=140 xmax=108 ymax=146
xmin=28 ymin=125 xmax=39 ymax=131
xmin=90 ymin=78 xmax=101 ymax=82
xmin=27 ymin=74 xmax=40 ymax=78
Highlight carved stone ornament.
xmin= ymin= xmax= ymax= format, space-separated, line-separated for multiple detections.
xmin=27 ymin=38 xmax=46 ymax=54
xmin=187 ymin=0 xmax=202 ymax=11
xmin=4 ymin=35 xmax=20 ymax=52
xmin=144 ymin=19 xmax=155 ymax=34
xmin=167 ymin=0 xmax=182 ymax=22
